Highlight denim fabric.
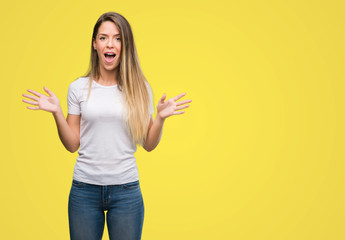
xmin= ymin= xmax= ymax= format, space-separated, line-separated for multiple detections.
xmin=68 ymin=179 xmax=144 ymax=240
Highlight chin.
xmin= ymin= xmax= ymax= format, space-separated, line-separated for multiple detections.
xmin=103 ymin=63 xmax=119 ymax=71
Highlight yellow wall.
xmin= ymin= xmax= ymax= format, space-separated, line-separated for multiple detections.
xmin=2 ymin=0 xmax=344 ymax=239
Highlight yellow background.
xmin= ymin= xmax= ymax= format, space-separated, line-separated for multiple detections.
xmin=1 ymin=0 xmax=344 ymax=239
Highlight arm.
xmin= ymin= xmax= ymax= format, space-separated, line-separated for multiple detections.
xmin=22 ymin=86 xmax=80 ymax=153
xmin=53 ymin=108 xmax=80 ymax=153
xmin=142 ymin=92 xmax=192 ymax=152
xmin=143 ymin=115 xmax=165 ymax=152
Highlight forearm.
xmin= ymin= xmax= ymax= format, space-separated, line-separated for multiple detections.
xmin=52 ymin=107 xmax=80 ymax=153
xmin=143 ymin=115 xmax=165 ymax=152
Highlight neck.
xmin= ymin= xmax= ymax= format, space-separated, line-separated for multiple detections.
xmin=97 ymin=66 xmax=119 ymax=85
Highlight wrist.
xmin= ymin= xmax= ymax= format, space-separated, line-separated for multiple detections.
xmin=52 ymin=106 xmax=63 ymax=117
xmin=156 ymin=114 xmax=166 ymax=123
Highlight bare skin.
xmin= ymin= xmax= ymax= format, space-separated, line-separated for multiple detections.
xmin=143 ymin=92 xmax=192 ymax=151
xmin=22 ymin=86 xmax=60 ymax=113
xmin=22 ymin=86 xmax=80 ymax=152
xmin=22 ymin=86 xmax=192 ymax=152
xmin=22 ymin=21 xmax=192 ymax=152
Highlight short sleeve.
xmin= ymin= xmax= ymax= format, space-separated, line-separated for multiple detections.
xmin=67 ymin=83 xmax=81 ymax=115
xmin=146 ymin=82 xmax=154 ymax=114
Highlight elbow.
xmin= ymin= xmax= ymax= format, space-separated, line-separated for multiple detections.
xmin=145 ymin=147 xmax=153 ymax=152
xmin=143 ymin=146 xmax=152 ymax=152
xmin=69 ymin=148 xmax=78 ymax=153
xmin=143 ymin=144 xmax=154 ymax=152
xmin=67 ymin=148 xmax=77 ymax=153
xmin=67 ymin=143 xmax=80 ymax=153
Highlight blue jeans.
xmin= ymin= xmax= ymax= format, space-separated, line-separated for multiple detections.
xmin=68 ymin=179 xmax=144 ymax=240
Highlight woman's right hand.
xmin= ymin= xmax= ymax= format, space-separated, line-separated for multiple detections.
xmin=22 ymin=86 xmax=62 ymax=114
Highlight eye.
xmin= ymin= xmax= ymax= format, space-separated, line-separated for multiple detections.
xmin=100 ymin=37 xmax=105 ymax=40
xmin=116 ymin=38 xmax=121 ymax=41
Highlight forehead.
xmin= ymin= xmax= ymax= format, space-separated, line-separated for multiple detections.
xmin=97 ymin=21 xmax=120 ymax=35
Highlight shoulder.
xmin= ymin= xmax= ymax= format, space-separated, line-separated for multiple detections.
xmin=69 ymin=76 xmax=90 ymax=90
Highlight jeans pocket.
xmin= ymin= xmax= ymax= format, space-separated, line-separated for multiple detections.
xmin=122 ymin=181 xmax=139 ymax=190
xmin=72 ymin=179 xmax=86 ymax=187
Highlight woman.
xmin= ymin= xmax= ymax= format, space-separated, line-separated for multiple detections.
xmin=22 ymin=12 xmax=191 ymax=240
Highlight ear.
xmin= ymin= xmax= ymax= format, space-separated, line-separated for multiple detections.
xmin=93 ymin=39 xmax=96 ymax=50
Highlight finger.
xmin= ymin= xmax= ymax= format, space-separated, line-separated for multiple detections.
xmin=22 ymin=94 xmax=39 ymax=101
xmin=172 ymin=92 xmax=187 ymax=102
xmin=176 ymin=99 xmax=192 ymax=106
xmin=22 ymin=99 xmax=38 ymax=105
xmin=27 ymin=89 xmax=44 ymax=97
xmin=173 ymin=111 xmax=185 ymax=115
xmin=43 ymin=86 xmax=54 ymax=97
xmin=160 ymin=93 xmax=166 ymax=103
xmin=175 ymin=105 xmax=190 ymax=111
xmin=27 ymin=106 xmax=40 ymax=110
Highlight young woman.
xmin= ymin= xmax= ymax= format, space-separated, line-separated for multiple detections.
xmin=22 ymin=12 xmax=191 ymax=240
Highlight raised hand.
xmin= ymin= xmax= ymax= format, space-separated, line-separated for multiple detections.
xmin=157 ymin=92 xmax=192 ymax=120
xmin=22 ymin=86 xmax=62 ymax=114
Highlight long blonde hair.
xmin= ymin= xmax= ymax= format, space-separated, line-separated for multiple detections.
xmin=82 ymin=12 xmax=153 ymax=146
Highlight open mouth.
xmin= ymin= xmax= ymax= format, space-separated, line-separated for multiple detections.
xmin=104 ymin=53 xmax=116 ymax=62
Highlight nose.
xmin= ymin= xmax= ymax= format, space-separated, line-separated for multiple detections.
xmin=106 ymin=38 xmax=115 ymax=48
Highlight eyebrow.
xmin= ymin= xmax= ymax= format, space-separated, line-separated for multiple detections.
xmin=98 ymin=33 xmax=121 ymax=36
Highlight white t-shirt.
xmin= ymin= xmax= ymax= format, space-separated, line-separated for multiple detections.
xmin=67 ymin=77 xmax=154 ymax=185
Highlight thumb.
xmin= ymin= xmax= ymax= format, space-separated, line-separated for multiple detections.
xmin=43 ymin=86 xmax=54 ymax=96
xmin=160 ymin=93 xmax=166 ymax=103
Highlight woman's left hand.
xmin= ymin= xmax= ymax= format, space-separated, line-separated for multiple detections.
xmin=156 ymin=93 xmax=192 ymax=120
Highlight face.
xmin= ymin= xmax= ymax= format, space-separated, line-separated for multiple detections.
xmin=93 ymin=21 xmax=122 ymax=72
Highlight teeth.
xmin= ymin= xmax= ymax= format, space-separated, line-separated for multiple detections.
xmin=105 ymin=53 xmax=115 ymax=56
